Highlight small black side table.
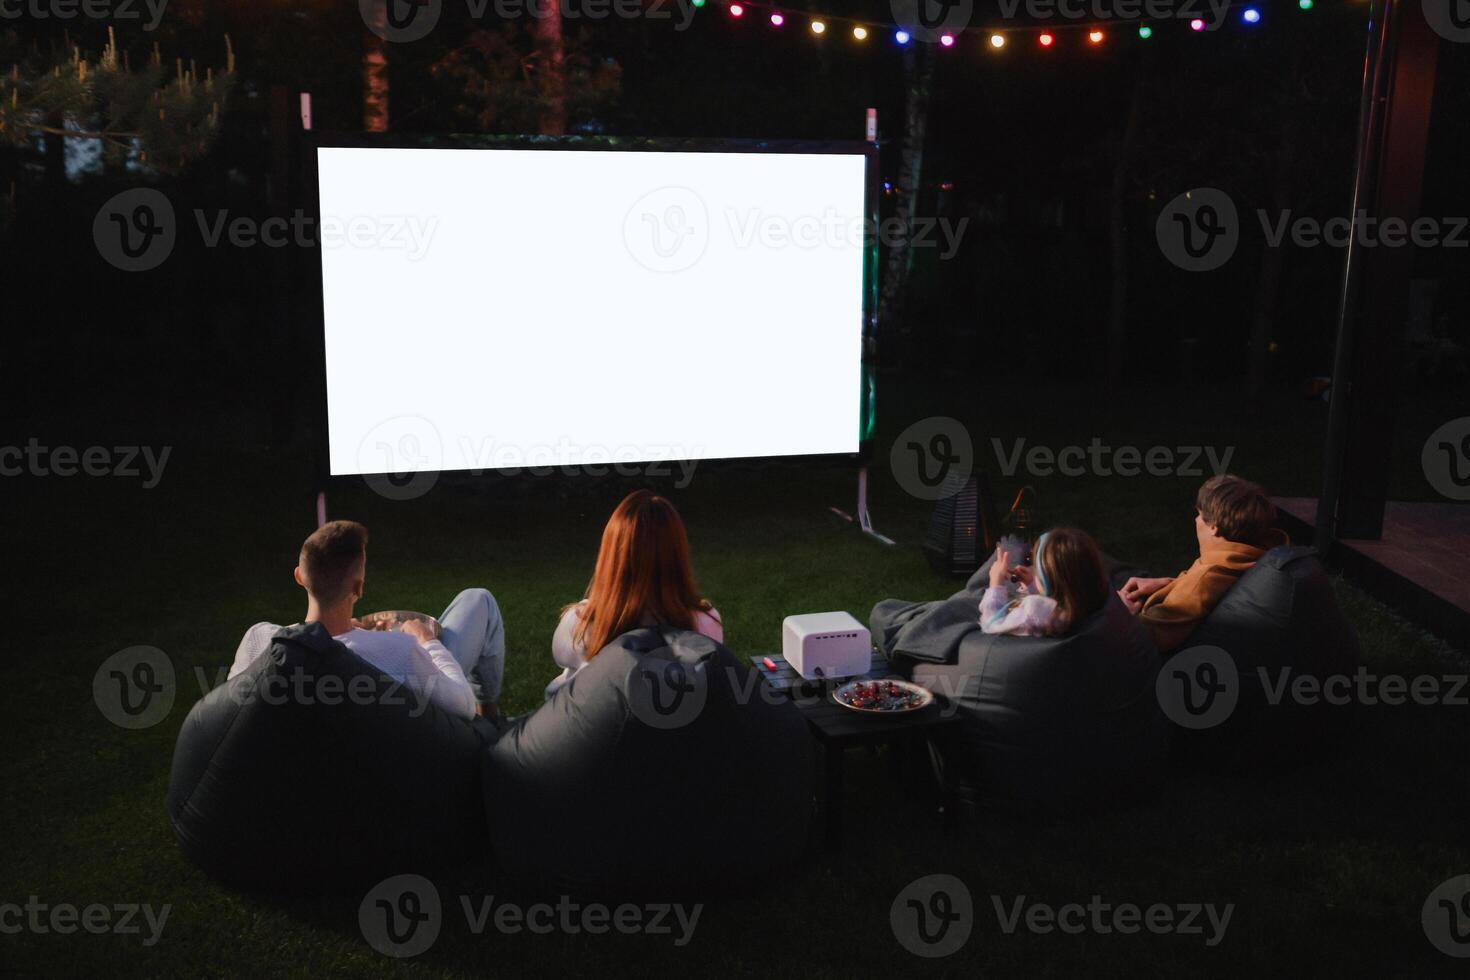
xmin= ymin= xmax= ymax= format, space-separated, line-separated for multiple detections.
xmin=751 ymin=653 xmax=962 ymax=850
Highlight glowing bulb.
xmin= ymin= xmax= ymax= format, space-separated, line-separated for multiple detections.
xmin=728 ymin=2 xmax=743 ymax=16
xmin=939 ymin=33 xmax=955 ymax=47
xmin=1088 ymin=29 xmax=1104 ymax=43
xmin=1190 ymin=17 xmax=1205 ymax=30
xmin=853 ymin=26 xmax=868 ymax=40
xmin=989 ymin=33 xmax=1005 ymax=48
xmin=1038 ymin=32 xmax=1054 ymax=46
xmin=1299 ymin=0 xmax=1313 ymax=8
xmin=691 ymin=0 xmax=704 ymax=5
xmin=811 ymin=19 xmax=826 ymax=34
xmin=1242 ymin=6 xmax=1261 ymax=22
xmin=895 ymin=29 xmax=911 ymax=44
xmin=1138 ymin=24 xmax=1152 ymax=38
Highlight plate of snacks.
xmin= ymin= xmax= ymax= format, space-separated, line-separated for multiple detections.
xmin=358 ymin=610 xmax=443 ymax=640
xmin=832 ymin=678 xmax=934 ymax=714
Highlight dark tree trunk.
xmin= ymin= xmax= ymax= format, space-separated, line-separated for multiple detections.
xmin=1105 ymin=59 xmax=1147 ymax=389
xmin=535 ymin=0 xmax=567 ymax=135
xmin=1248 ymin=79 xmax=1301 ymax=393
xmin=362 ymin=4 xmax=390 ymax=132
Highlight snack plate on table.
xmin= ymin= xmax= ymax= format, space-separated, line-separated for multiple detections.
xmin=831 ymin=678 xmax=935 ymax=714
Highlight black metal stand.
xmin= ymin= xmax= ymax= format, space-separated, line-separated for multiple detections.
xmin=830 ymin=466 xmax=896 ymax=545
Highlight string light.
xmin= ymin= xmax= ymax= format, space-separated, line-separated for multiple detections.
xmin=692 ymin=2 xmax=1323 ymax=52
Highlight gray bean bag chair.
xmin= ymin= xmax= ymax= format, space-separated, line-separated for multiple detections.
xmin=483 ymin=626 xmax=812 ymax=899
xmin=872 ymin=543 xmax=1361 ymax=793
xmin=166 ymin=623 xmax=494 ymax=892
xmin=885 ymin=593 xmax=1168 ymax=810
xmin=1167 ymin=545 xmax=1360 ymax=769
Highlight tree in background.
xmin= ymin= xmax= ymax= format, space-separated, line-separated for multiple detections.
xmin=1126 ymin=29 xmax=1358 ymax=390
xmin=431 ymin=24 xmax=619 ymax=135
xmin=359 ymin=0 xmax=573 ymax=136
xmin=0 ymin=28 xmax=235 ymax=179
xmin=877 ymin=38 xmax=935 ymax=360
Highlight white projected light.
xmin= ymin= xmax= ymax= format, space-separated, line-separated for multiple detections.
xmin=315 ymin=144 xmax=868 ymax=478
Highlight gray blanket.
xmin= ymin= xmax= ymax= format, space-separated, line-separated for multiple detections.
xmin=869 ymin=538 xmax=1019 ymax=665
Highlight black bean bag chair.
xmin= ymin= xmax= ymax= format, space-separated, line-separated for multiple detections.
xmin=893 ymin=596 xmax=1168 ymax=811
xmin=1166 ymin=545 xmax=1360 ymax=770
xmin=483 ymin=626 xmax=813 ymax=899
xmin=166 ymin=623 xmax=494 ymax=892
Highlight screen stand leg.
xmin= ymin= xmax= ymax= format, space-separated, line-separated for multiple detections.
xmin=829 ymin=467 xmax=895 ymax=545
xmin=316 ymin=490 xmax=328 ymax=529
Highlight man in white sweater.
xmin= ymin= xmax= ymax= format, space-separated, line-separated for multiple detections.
xmin=228 ymin=520 xmax=503 ymax=721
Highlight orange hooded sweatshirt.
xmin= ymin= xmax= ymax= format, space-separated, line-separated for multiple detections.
xmin=1138 ymin=528 xmax=1289 ymax=654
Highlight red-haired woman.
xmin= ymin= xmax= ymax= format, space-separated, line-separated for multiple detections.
xmin=545 ymin=489 xmax=723 ymax=699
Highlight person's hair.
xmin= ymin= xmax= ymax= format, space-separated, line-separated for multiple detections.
xmin=1195 ymin=474 xmax=1274 ymax=545
xmin=299 ymin=520 xmax=368 ymax=605
xmin=1035 ymin=526 xmax=1110 ymax=637
xmin=570 ymin=490 xmax=713 ymax=658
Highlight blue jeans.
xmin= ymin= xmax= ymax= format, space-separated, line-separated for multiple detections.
xmin=438 ymin=588 xmax=506 ymax=706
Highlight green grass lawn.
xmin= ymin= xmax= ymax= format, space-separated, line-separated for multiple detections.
xmin=3 ymin=382 xmax=1467 ymax=977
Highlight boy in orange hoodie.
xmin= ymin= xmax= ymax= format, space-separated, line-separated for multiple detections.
xmin=1118 ymin=475 xmax=1288 ymax=654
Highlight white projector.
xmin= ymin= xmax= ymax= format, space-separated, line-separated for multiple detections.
xmin=782 ymin=612 xmax=872 ymax=681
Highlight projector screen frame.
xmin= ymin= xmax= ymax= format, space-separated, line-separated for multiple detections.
xmin=302 ymin=132 xmax=880 ymax=490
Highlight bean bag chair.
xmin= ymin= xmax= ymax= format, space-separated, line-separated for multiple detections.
xmin=891 ymin=595 xmax=1168 ymax=810
xmin=166 ymin=623 xmax=494 ymax=892
xmin=1168 ymin=545 xmax=1360 ymax=770
xmin=483 ymin=626 xmax=812 ymax=899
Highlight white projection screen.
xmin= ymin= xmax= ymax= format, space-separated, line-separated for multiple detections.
xmin=313 ymin=140 xmax=872 ymax=479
